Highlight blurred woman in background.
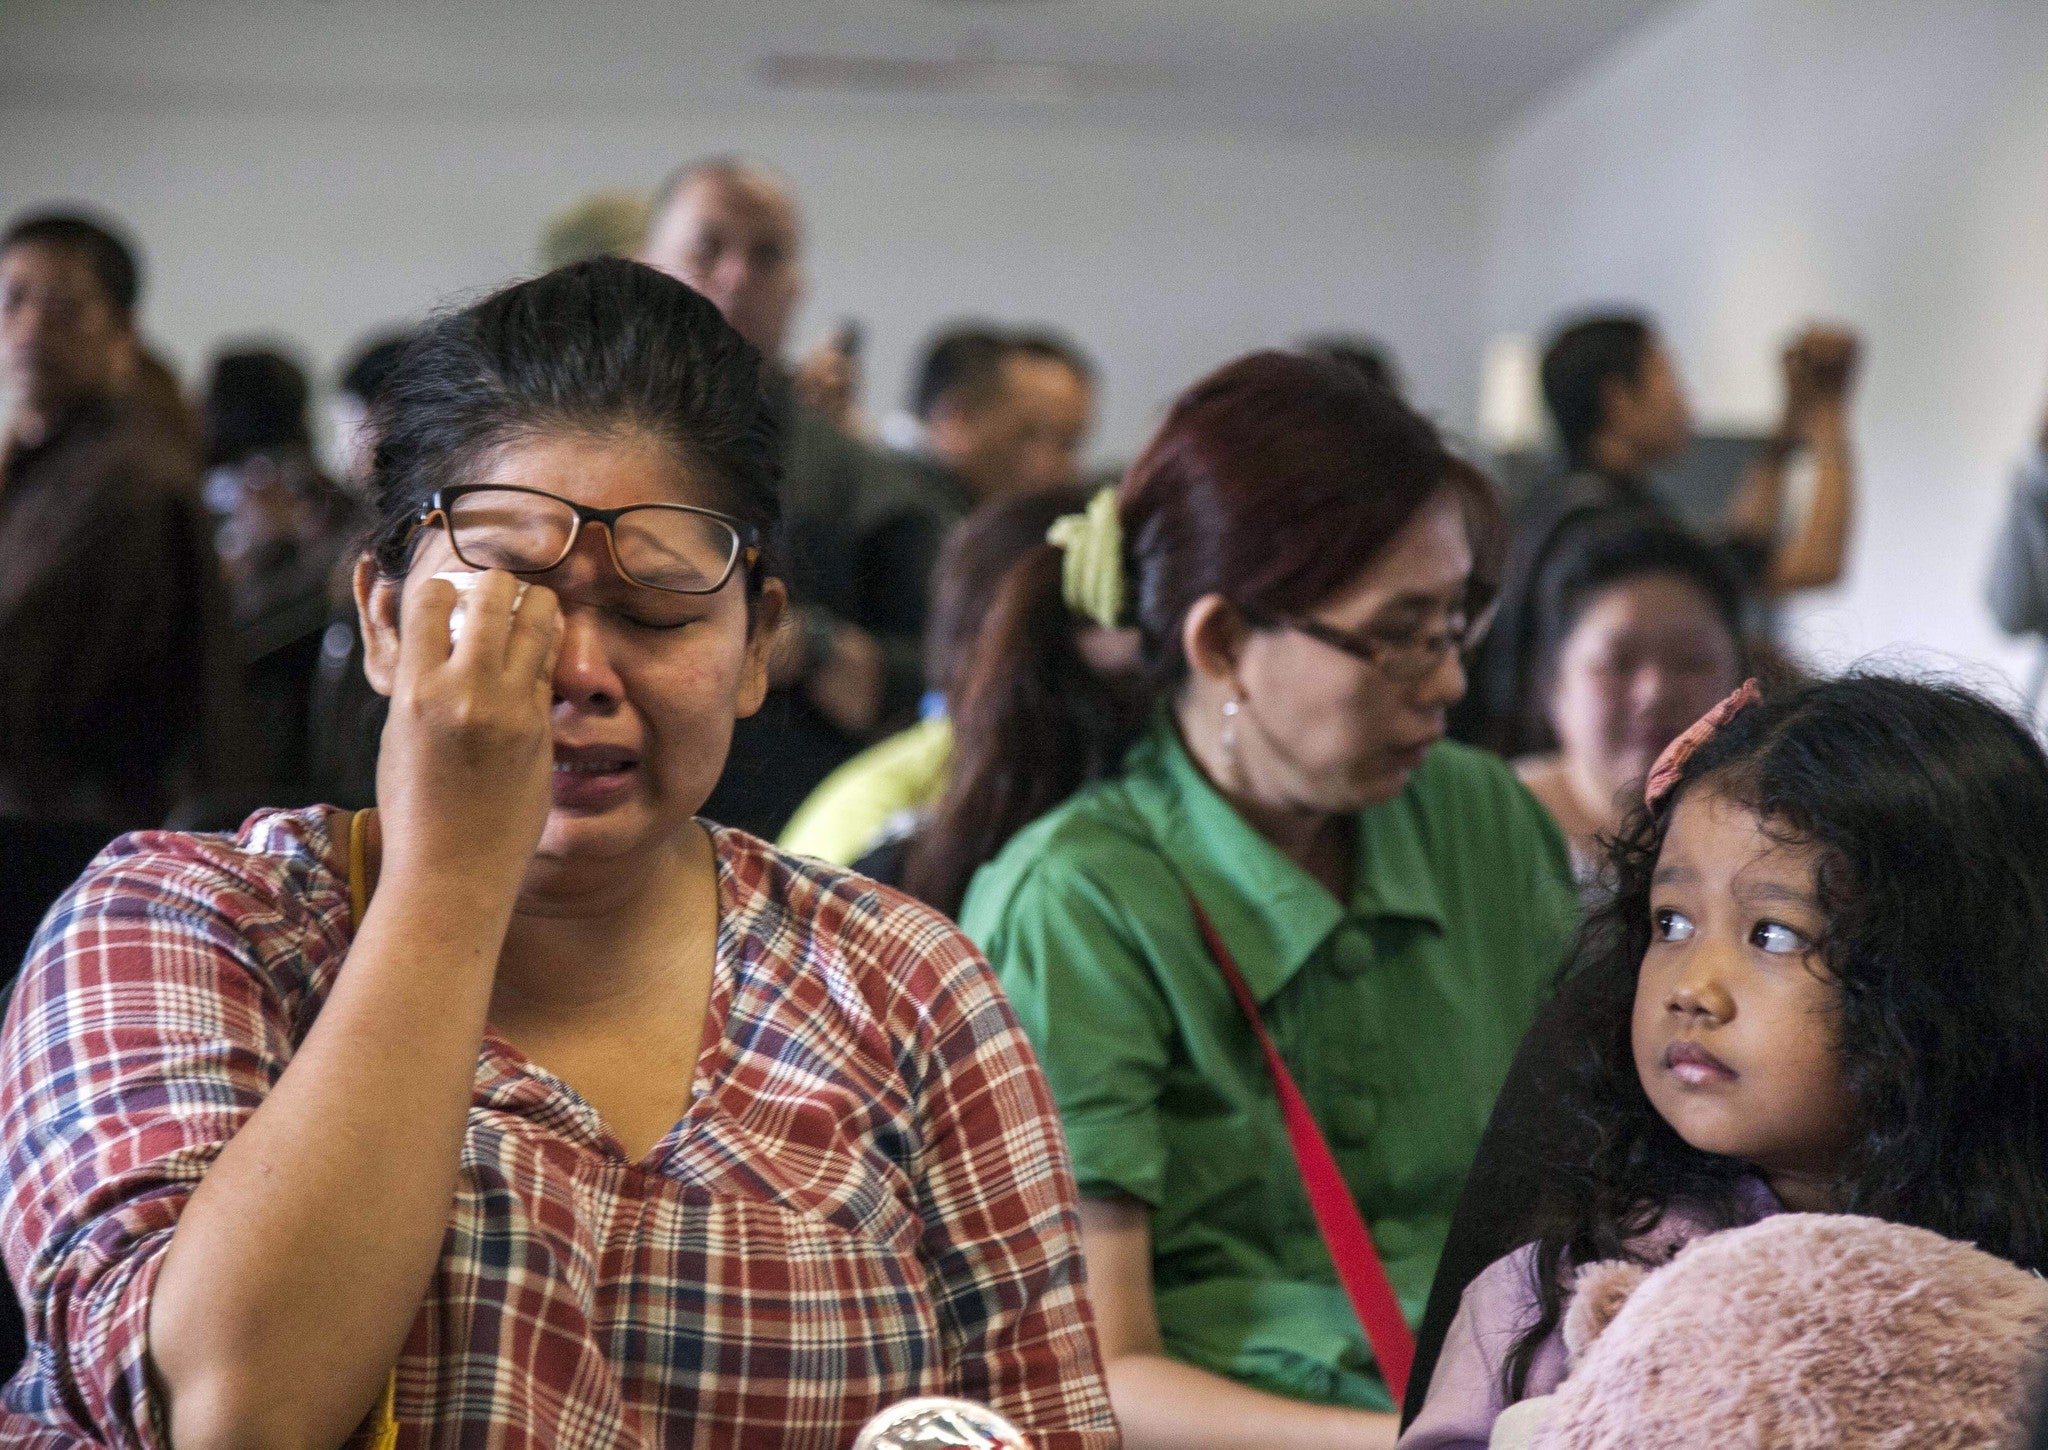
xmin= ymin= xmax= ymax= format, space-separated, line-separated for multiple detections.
xmin=782 ymin=482 xmax=1145 ymax=898
xmin=1509 ymin=513 xmax=1747 ymax=877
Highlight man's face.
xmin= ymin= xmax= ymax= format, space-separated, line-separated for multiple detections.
xmin=1001 ymin=355 xmax=1094 ymax=495
xmin=1 ymin=243 xmax=134 ymax=420
xmin=1608 ymin=340 xmax=1694 ymax=466
xmin=932 ymin=354 xmax=1095 ymax=501
xmin=641 ymin=173 xmax=803 ymax=360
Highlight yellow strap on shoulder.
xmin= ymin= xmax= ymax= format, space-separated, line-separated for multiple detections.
xmin=357 ymin=1381 xmax=400 ymax=1450
xmin=343 ymin=809 xmax=401 ymax=1450
xmin=347 ymin=806 xmax=383 ymax=931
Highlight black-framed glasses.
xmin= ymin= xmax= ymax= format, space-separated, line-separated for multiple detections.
xmin=1240 ymin=598 xmax=1495 ymax=685
xmin=414 ymin=485 xmax=760 ymax=595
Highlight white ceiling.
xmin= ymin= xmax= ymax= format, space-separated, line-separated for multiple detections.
xmin=0 ymin=0 xmax=1683 ymax=138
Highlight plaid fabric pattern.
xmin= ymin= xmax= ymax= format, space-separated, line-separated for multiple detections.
xmin=0 ymin=807 xmax=1114 ymax=1448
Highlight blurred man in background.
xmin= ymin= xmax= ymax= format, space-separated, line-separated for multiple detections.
xmin=0 ymin=209 xmax=247 ymax=829
xmin=201 ymin=345 xmax=361 ymax=805
xmin=899 ymin=323 xmax=1097 ymax=514
xmin=642 ymin=155 xmax=957 ymax=835
xmin=1531 ymin=312 xmax=1858 ymax=598
xmin=901 ymin=323 xmax=1009 ymax=510
xmin=992 ymin=330 xmax=1096 ymax=495
xmin=305 ymin=328 xmax=413 ymax=810
xmin=1985 ymin=390 xmax=2048 ymax=709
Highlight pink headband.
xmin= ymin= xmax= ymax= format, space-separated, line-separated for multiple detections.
xmin=1643 ymin=678 xmax=1763 ymax=810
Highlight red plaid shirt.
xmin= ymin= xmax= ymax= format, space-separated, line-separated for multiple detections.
xmin=0 ymin=808 xmax=1115 ymax=1448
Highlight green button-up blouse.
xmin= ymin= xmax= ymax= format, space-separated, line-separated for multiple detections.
xmin=960 ymin=716 xmax=1577 ymax=1412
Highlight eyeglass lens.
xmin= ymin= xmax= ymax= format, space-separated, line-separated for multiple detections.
xmin=1382 ymin=635 xmax=1456 ymax=682
xmin=445 ymin=489 xmax=741 ymax=594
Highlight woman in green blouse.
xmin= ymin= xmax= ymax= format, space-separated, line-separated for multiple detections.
xmin=925 ymin=352 xmax=1578 ymax=1450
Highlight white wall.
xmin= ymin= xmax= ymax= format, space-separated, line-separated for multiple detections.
xmin=1485 ymin=0 xmax=2048 ymax=690
xmin=0 ymin=100 xmax=1490 ymax=465
xmin=12 ymin=4 xmax=2042 ymax=682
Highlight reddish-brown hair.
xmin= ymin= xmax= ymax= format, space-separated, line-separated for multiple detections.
xmin=906 ymin=350 xmax=1500 ymax=916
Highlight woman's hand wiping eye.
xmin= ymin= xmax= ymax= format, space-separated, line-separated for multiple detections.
xmin=376 ymin=566 xmax=565 ymax=892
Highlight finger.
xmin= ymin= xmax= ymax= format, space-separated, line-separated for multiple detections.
xmin=536 ymin=602 xmax=566 ymax=695
xmin=503 ymin=582 xmax=563 ymax=684
xmin=397 ymin=569 xmax=458 ymax=680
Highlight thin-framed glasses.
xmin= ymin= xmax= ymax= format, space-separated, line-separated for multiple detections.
xmin=413 ymin=485 xmax=760 ymax=595
xmin=1239 ymin=598 xmax=1495 ymax=685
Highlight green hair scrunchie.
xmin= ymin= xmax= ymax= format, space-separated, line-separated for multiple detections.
xmin=1046 ymin=487 xmax=1126 ymax=629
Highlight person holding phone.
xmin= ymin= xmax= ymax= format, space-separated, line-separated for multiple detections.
xmin=642 ymin=158 xmax=960 ymax=839
xmin=0 ymin=258 xmax=1113 ymax=1450
xmin=1461 ymin=316 xmax=1859 ymax=756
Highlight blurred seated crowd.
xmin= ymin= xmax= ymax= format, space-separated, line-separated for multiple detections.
xmin=14 ymin=149 xmax=2048 ymax=1450
xmin=0 ymin=168 xmax=1869 ymax=861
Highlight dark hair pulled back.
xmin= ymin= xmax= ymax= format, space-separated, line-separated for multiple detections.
xmin=363 ymin=257 xmax=780 ymax=592
xmin=907 ymin=349 xmax=1500 ymax=915
xmin=1504 ymin=673 xmax=2048 ymax=1395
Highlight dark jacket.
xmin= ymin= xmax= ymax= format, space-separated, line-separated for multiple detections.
xmin=0 ymin=392 xmax=250 ymax=829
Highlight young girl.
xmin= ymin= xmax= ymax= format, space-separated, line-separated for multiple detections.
xmin=1402 ymin=673 xmax=2048 ymax=1448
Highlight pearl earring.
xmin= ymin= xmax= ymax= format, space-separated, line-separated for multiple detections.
xmin=1221 ymin=696 xmax=1242 ymax=757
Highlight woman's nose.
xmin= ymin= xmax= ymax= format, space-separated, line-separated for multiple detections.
xmin=552 ymin=605 xmax=624 ymax=711
xmin=1418 ymin=641 xmax=1468 ymax=710
xmin=1631 ymin=662 xmax=1677 ymax=714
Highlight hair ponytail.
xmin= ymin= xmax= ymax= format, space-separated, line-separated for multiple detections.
xmin=905 ymin=542 xmax=1147 ymax=917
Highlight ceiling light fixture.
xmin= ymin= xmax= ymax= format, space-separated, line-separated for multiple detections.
xmin=757 ymin=53 xmax=1169 ymax=101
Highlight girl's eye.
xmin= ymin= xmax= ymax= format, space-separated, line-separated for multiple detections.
xmin=1653 ymin=907 xmax=1695 ymax=943
xmin=1751 ymin=920 xmax=1811 ymax=955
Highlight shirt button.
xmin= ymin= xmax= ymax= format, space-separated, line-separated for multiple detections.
xmin=1328 ymin=931 xmax=1374 ymax=978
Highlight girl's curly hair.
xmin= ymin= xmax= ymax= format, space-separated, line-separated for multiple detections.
xmin=1505 ymin=673 xmax=2048 ymax=1396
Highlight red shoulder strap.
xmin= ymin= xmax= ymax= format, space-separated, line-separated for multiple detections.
xmin=1185 ymin=892 xmax=1417 ymax=1404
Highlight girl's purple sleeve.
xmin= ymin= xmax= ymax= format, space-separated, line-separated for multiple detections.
xmin=1399 ymin=1246 xmax=1568 ymax=1449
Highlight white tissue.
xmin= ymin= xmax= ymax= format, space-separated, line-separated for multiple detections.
xmin=434 ymin=570 xmax=528 ymax=644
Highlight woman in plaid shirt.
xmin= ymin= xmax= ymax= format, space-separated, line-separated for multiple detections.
xmin=0 ymin=258 xmax=1114 ymax=1449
